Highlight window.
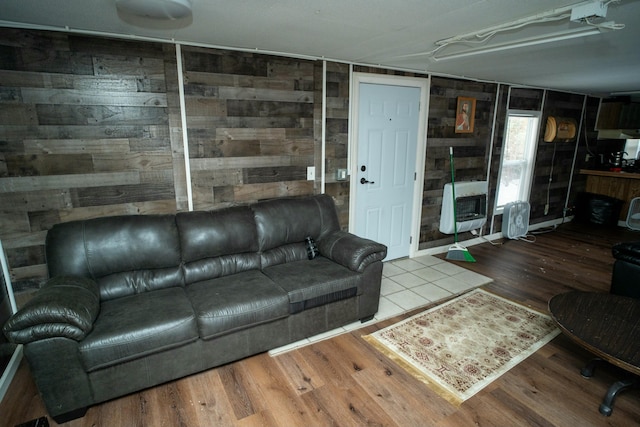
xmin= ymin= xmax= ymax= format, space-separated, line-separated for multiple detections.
xmin=624 ymin=139 xmax=640 ymax=161
xmin=495 ymin=110 xmax=540 ymax=212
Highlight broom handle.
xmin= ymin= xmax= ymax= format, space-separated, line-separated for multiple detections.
xmin=449 ymin=147 xmax=459 ymax=243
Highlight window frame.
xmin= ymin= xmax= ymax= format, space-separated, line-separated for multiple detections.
xmin=494 ymin=109 xmax=541 ymax=214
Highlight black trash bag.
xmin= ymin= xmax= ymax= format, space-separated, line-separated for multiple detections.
xmin=575 ymin=192 xmax=624 ymax=226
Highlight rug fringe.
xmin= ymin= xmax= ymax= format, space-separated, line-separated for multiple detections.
xmin=362 ymin=335 xmax=464 ymax=407
xmin=362 ymin=289 xmax=560 ymax=406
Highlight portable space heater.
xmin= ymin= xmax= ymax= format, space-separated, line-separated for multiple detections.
xmin=627 ymin=197 xmax=640 ymax=230
xmin=439 ymin=181 xmax=488 ymax=234
xmin=502 ymin=201 xmax=530 ymax=239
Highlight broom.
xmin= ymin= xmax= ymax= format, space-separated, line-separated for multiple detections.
xmin=446 ymin=147 xmax=476 ymax=262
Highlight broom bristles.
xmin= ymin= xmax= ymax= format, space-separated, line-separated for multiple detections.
xmin=446 ymin=243 xmax=476 ymax=262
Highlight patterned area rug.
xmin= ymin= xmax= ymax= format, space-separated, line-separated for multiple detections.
xmin=363 ymin=288 xmax=559 ymax=405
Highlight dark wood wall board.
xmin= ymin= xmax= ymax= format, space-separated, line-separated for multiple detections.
xmin=419 ymin=77 xmax=497 ymax=249
xmin=0 ymin=87 xmax=22 ymax=102
xmin=324 ymin=181 xmax=350 ymax=231
xmin=322 ymin=62 xmax=350 ymax=226
xmin=232 ymin=181 xmax=315 ymax=203
xmin=0 ymin=189 xmax=72 ymax=212
xmin=22 ymin=138 xmax=132 ymax=155
xmin=244 ymin=166 xmax=307 ymax=184
xmin=1 ymin=124 xmax=161 ymax=140
xmin=188 ymin=137 xmax=262 ymax=158
xmin=70 ymin=183 xmax=175 ymax=207
xmin=529 ymin=91 xmax=586 ymax=224
xmin=567 ymin=96 xmax=600 ymax=207
xmin=35 ymin=105 xmax=168 ymax=126
xmin=4 ymin=154 xmax=94 ymax=176
xmin=0 ymin=29 xmax=178 ymax=294
xmin=180 ymin=46 xmax=319 ymax=210
xmin=91 ymin=153 xmax=174 ymax=172
xmin=226 ymin=100 xmax=314 ymax=118
xmin=22 ymin=88 xmax=167 ymax=107
xmin=56 ymin=200 xmax=179 ymax=223
xmin=0 ymin=104 xmax=37 ymax=125
xmin=183 ymin=47 xmax=316 ymax=209
xmin=507 ymin=88 xmax=545 ymax=110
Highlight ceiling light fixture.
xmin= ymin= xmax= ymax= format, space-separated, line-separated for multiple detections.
xmin=432 ymin=26 xmax=603 ymax=61
xmin=421 ymin=0 xmax=624 ymax=61
xmin=115 ymin=0 xmax=192 ymax=20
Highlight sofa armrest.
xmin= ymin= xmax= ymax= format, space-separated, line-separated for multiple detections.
xmin=3 ymin=276 xmax=100 ymax=344
xmin=612 ymin=241 xmax=640 ymax=266
xmin=318 ymin=231 xmax=387 ymax=273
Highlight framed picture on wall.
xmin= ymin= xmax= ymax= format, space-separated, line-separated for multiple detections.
xmin=455 ymin=96 xmax=476 ymax=133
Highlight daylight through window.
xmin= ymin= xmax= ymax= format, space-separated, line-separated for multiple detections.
xmin=495 ymin=110 xmax=540 ymax=211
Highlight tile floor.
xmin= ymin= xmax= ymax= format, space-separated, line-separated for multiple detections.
xmin=269 ymin=254 xmax=493 ymax=355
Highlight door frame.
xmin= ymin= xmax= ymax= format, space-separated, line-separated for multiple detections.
xmin=348 ymin=72 xmax=429 ymax=259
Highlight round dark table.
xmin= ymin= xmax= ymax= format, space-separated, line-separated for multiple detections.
xmin=548 ymin=291 xmax=640 ymax=416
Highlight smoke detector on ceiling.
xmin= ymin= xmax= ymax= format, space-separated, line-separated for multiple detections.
xmin=116 ymin=0 xmax=192 ymax=20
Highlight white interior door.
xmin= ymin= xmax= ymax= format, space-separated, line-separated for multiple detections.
xmin=353 ymin=79 xmax=423 ymax=260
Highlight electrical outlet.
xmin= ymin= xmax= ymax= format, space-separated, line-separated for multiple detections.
xmin=307 ymin=166 xmax=315 ymax=180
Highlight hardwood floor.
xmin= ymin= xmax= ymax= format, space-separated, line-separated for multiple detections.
xmin=2 ymin=222 xmax=640 ymax=426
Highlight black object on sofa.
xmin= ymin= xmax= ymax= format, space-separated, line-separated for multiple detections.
xmin=3 ymin=194 xmax=387 ymax=423
xmin=611 ymin=241 xmax=640 ymax=298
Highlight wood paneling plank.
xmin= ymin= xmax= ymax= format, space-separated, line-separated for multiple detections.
xmin=23 ymin=138 xmax=131 ymax=154
xmin=0 ymin=171 xmax=140 ymax=192
xmin=21 ymin=88 xmax=167 ymax=107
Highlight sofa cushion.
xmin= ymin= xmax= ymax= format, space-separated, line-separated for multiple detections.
xmin=78 ymin=287 xmax=198 ymax=372
xmin=177 ymin=208 xmax=261 ymax=284
xmin=177 ymin=207 xmax=259 ymax=262
xmin=263 ymin=257 xmax=359 ymax=313
xmin=186 ymin=270 xmax=289 ymax=340
xmin=252 ymin=194 xmax=340 ymax=253
xmin=46 ymin=215 xmax=184 ymax=301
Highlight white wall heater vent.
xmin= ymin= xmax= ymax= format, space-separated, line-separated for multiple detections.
xmin=502 ymin=201 xmax=531 ymax=239
xmin=439 ymin=181 xmax=488 ymax=234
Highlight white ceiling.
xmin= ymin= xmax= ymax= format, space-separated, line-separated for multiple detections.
xmin=1 ymin=0 xmax=639 ymax=97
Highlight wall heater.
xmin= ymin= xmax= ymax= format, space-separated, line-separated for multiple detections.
xmin=439 ymin=181 xmax=488 ymax=234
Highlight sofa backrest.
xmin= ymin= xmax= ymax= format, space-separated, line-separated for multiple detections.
xmin=46 ymin=215 xmax=183 ymax=301
xmin=176 ymin=206 xmax=260 ymax=285
xmin=252 ymin=194 xmax=340 ymax=267
xmin=45 ymin=195 xmax=342 ymax=299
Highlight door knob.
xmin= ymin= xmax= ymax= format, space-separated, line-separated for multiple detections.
xmin=360 ymin=177 xmax=375 ymax=184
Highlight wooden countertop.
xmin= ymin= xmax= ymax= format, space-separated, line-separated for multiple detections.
xmin=580 ymin=169 xmax=640 ymax=179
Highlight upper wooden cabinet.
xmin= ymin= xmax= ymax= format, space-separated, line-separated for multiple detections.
xmin=596 ymin=101 xmax=640 ymax=130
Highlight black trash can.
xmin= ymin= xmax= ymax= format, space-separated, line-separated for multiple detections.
xmin=575 ymin=192 xmax=624 ymax=227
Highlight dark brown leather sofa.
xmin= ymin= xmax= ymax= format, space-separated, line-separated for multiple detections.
xmin=611 ymin=241 xmax=640 ymax=298
xmin=3 ymin=194 xmax=386 ymax=423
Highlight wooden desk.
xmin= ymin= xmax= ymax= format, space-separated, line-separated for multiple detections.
xmin=549 ymin=291 xmax=640 ymax=416
xmin=580 ymin=169 xmax=640 ymax=221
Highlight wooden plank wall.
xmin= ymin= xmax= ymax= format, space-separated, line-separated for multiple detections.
xmin=0 ymin=29 xmax=183 ymax=294
xmin=488 ymin=89 xmax=597 ymax=233
xmin=180 ymin=46 xmax=317 ymax=209
xmin=568 ymin=95 xmax=602 ymax=206
xmin=0 ymin=28 xmax=595 ymax=296
xmin=419 ymin=77 xmax=498 ymax=250
xmin=531 ymin=91 xmax=587 ymax=221
xmin=0 ymin=29 xmax=353 ymax=297
xmin=322 ymin=62 xmax=351 ymax=226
